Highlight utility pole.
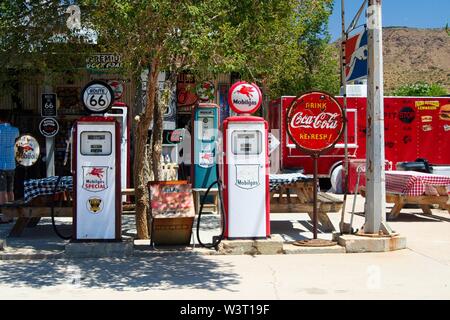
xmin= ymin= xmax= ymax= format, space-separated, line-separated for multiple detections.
xmin=364 ymin=0 xmax=392 ymax=234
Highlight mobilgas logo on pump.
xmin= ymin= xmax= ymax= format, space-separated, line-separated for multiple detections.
xmin=82 ymin=166 xmax=108 ymax=192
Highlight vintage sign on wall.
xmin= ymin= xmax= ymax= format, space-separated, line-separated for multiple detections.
xmin=39 ymin=117 xmax=59 ymax=138
xmin=14 ymin=135 xmax=40 ymax=167
xmin=81 ymin=80 xmax=115 ymax=113
xmin=86 ymin=54 xmax=122 ymax=71
xmin=41 ymin=93 xmax=57 ymax=117
xmin=286 ymin=91 xmax=344 ymax=154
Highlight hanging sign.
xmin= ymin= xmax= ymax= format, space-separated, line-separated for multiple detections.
xmin=286 ymin=91 xmax=345 ymax=154
xmin=81 ymin=80 xmax=115 ymax=113
xmin=39 ymin=117 xmax=59 ymax=138
xmin=14 ymin=135 xmax=40 ymax=167
xmin=228 ymin=81 xmax=262 ymax=114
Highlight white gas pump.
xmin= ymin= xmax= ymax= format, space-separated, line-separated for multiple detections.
xmin=222 ymin=82 xmax=270 ymax=239
xmin=223 ymin=116 xmax=270 ymax=239
xmin=73 ymin=116 xmax=121 ymax=240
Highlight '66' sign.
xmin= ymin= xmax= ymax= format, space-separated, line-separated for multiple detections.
xmin=81 ymin=80 xmax=115 ymax=113
xmin=286 ymin=91 xmax=344 ymax=154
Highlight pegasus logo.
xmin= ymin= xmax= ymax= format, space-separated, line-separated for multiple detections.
xmin=237 ymin=86 xmax=255 ymax=99
xmin=88 ymin=168 xmax=104 ymax=179
xmin=349 ymin=46 xmax=368 ymax=70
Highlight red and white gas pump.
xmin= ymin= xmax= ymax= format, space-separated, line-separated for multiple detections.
xmin=222 ymin=82 xmax=270 ymax=239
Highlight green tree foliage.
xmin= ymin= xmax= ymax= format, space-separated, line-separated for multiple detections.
xmin=0 ymin=0 xmax=97 ymax=94
xmin=0 ymin=0 xmax=337 ymax=238
xmin=392 ymin=82 xmax=448 ymax=97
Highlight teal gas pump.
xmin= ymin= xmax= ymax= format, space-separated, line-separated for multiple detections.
xmin=191 ymin=103 xmax=219 ymax=188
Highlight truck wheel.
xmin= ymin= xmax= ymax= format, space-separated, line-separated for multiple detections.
xmin=330 ymin=165 xmax=343 ymax=194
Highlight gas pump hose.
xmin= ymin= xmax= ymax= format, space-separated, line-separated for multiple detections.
xmin=196 ymin=164 xmax=226 ymax=250
xmin=50 ymin=176 xmax=72 ymax=240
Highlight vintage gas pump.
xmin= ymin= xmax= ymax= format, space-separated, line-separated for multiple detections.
xmin=72 ymin=81 xmax=121 ymax=240
xmin=191 ymin=103 xmax=220 ymax=188
xmin=222 ymin=82 xmax=270 ymax=239
xmin=73 ymin=117 xmax=121 ymax=240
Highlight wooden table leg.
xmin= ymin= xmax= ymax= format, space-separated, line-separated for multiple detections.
xmin=318 ymin=210 xmax=335 ymax=232
xmin=419 ymin=204 xmax=433 ymax=215
xmin=9 ymin=218 xmax=31 ymax=237
xmin=27 ymin=217 xmax=41 ymax=227
xmin=389 ymin=198 xmax=404 ymax=219
xmin=193 ymin=191 xmax=199 ymax=215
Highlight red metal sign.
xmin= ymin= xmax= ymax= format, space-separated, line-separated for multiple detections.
xmin=228 ymin=81 xmax=262 ymax=114
xmin=286 ymin=91 xmax=344 ymax=154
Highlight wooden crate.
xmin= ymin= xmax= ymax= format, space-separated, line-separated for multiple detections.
xmin=150 ymin=217 xmax=194 ymax=245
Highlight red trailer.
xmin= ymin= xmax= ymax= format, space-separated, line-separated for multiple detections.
xmin=268 ymin=96 xmax=450 ymax=190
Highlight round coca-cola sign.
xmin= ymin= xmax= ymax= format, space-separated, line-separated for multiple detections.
xmin=228 ymin=81 xmax=262 ymax=114
xmin=286 ymin=91 xmax=344 ymax=154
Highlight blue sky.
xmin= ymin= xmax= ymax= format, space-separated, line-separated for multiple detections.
xmin=328 ymin=0 xmax=450 ymax=40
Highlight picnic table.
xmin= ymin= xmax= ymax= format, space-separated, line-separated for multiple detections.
xmin=359 ymin=171 xmax=450 ymax=218
xmin=1 ymin=176 xmax=134 ymax=236
xmin=269 ymin=173 xmax=343 ymax=232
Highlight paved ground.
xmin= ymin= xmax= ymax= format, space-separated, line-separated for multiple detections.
xmin=0 ymin=195 xmax=450 ymax=299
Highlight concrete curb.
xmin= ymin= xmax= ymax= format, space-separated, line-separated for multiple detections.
xmin=65 ymin=240 xmax=134 ymax=258
xmin=338 ymin=234 xmax=407 ymax=253
xmin=0 ymin=250 xmax=64 ymax=260
xmin=283 ymin=243 xmax=346 ymax=254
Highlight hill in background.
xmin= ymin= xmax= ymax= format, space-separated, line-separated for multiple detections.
xmin=383 ymin=27 xmax=449 ymax=94
xmin=335 ymin=27 xmax=449 ymax=94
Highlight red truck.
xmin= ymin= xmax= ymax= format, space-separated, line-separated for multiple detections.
xmin=268 ymin=96 xmax=450 ymax=190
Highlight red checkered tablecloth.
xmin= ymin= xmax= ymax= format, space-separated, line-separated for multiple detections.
xmin=385 ymin=171 xmax=450 ymax=196
xmin=359 ymin=171 xmax=450 ymax=196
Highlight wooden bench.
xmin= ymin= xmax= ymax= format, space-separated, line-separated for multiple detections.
xmin=360 ymin=185 xmax=450 ymax=219
xmin=270 ymin=181 xmax=343 ymax=232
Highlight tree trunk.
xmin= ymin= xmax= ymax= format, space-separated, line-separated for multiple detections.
xmin=152 ymin=96 xmax=164 ymax=182
xmin=134 ymin=57 xmax=160 ymax=239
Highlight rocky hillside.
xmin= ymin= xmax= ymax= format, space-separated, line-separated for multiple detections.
xmin=382 ymin=27 xmax=449 ymax=94
xmin=335 ymin=27 xmax=450 ymax=94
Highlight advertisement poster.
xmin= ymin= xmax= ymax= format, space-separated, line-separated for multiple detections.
xmin=149 ymin=182 xmax=195 ymax=218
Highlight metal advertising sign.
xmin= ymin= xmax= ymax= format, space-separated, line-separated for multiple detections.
xmin=81 ymin=80 xmax=115 ymax=113
xmin=41 ymin=93 xmax=57 ymax=117
xmin=286 ymin=91 xmax=345 ymax=154
xmin=345 ymin=29 xmax=368 ymax=83
xmin=196 ymin=81 xmax=215 ymax=102
xmin=287 ymin=91 xmax=344 ymax=244
xmin=14 ymin=135 xmax=40 ymax=167
xmin=228 ymin=81 xmax=262 ymax=114
xmin=39 ymin=117 xmax=59 ymax=138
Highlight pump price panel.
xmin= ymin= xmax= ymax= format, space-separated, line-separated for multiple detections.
xmin=197 ymin=110 xmax=215 ymax=142
xmin=232 ymin=131 xmax=262 ymax=155
xmin=80 ymin=132 xmax=112 ymax=155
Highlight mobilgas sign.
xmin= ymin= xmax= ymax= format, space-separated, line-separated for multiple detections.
xmin=228 ymin=81 xmax=262 ymax=114
xmin=81 ymin=80 xmax=115 ymax=113
xmin=14 ymin=135 xmax=40 ymax=167
xmin=287 ymin=91 xmax=344 ymax=154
